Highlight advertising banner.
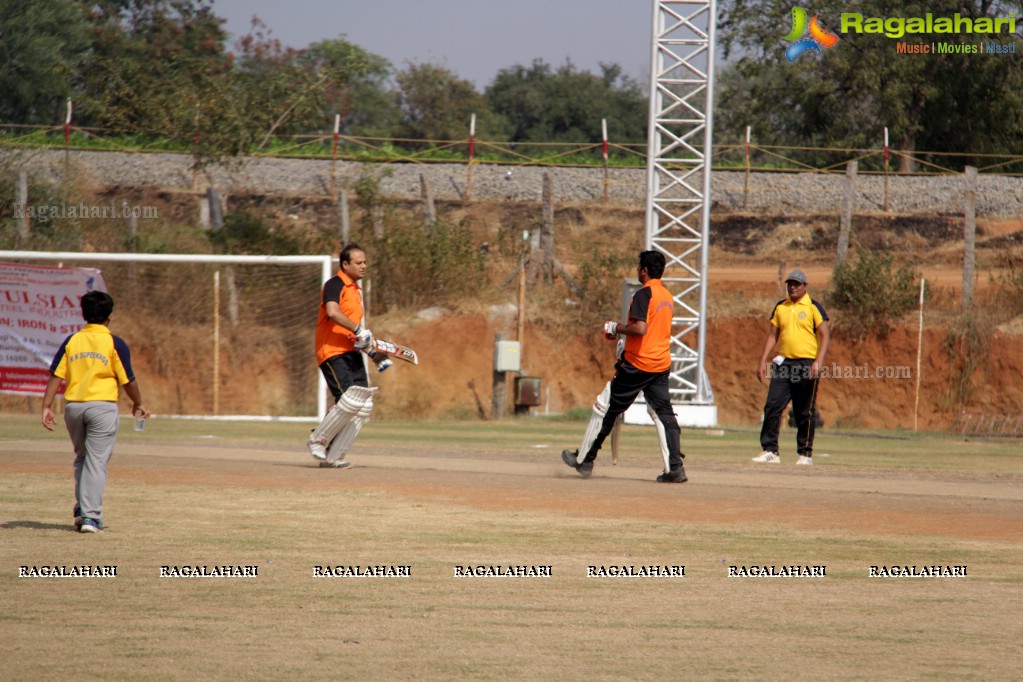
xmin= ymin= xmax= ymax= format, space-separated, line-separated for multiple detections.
xmin=0 ymin=262 xmax=106 ymax=395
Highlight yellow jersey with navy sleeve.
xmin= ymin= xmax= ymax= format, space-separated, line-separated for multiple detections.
xmin=50 ymin=323 xmax=135 ymax=402
xmin=771 ymin=293 xmax=829 ymax=359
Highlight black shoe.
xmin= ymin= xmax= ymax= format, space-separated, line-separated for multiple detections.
xmin=656 ymin=467 xmax=688 ymax=483
xmin=561 ymin=449 xmax=593 ymax=478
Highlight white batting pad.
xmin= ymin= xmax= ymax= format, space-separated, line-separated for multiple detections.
xmin=575 ymin=381 xmax=611 ymax=463
xmin=307 ymin=402 xmax=347 ymax=460
xmin=325 ymin=386 xmax=378 ymax=462
xmin=646 ymin=404 xmax=672 ymax=473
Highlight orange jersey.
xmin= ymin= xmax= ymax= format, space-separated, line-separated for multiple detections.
xmin=315 ymin=270 xmax=364 ymax=364
xmin=624 ymin=279 xmax=673 ymax=373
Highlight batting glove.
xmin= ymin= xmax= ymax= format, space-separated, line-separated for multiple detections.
xmin=603 ymin=320 xmax=619 ymax=340
xmin=354 ymin=325 xmax=374 ymax=350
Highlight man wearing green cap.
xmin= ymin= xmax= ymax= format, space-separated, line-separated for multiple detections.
xmin=753 ymin=269 xmax=830 ymax=465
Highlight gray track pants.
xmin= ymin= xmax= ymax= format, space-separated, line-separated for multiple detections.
xmin=64 ymin=401 xmax=120 ymax=522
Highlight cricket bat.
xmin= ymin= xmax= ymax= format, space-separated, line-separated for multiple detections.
xmin=371 ymin=338 xmax=419 ymax=366
xmin=610 ymin=414 xmax=623 ymax=465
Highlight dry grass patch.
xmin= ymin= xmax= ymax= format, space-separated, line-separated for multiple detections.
xmin=3 ymin=417 xmax=1022 ymax=680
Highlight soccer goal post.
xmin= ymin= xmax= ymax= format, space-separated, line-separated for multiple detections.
xmin=0 ymin=251 xmax=333 ymax=421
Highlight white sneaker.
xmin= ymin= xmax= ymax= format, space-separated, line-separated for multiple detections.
xmin=796 ymin=455 xmax=813 ymax=466
xmin=307 ymin=436 xmax=327 ymax=461
xmin=752 ymin=451 xmax=781 ymax=463
xmin=319 ymin=459 xmax=352 ymax=469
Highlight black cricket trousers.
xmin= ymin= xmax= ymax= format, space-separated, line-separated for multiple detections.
xmin=584 ymin=359 xmax=684 ymax=470
xmin=760 ymin=358 xmax=820 ymax=456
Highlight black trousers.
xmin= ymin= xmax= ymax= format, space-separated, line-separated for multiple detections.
xmin=319 ymin=351 xmax=369 ymax=402
xmin=584 ymin=359 xmax=684 ymax=470
xmin=760 ymin=358 xmax=820 ymax=456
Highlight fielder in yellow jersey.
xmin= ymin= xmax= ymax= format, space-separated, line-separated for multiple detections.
xmin=41 ymin=291 xmax=150 ymax=533
xmin=753 ymin=269 xmax=830 ymax=466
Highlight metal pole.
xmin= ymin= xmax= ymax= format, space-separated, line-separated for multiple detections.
xmin=643 ymin=3 xmax=661 ymax=251
xmin=319 ymin=256 xmax=333 ymax=419
xmin=465 ymin=113 xmax=476 ymax=202
xmin=694 ymin=0 xmax=718 ymax=403
xmin=331 ymin=113 xmax=340 ymax=196
xmin=213 ymin=271 xmax=221 ymax=416
xmin=602 ymin=118 xmax=610 ymax=204
xmin=913 ymin=277 xmax=925 ymax=431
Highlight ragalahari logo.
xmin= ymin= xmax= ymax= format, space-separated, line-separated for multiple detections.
xmin=784 ymin=8 xmax=840 ymax=61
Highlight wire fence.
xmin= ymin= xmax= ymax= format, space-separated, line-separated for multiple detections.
xmin=5 ymin=122 xmax=1023 ymax=177
xmin=955 ymin=411 xmax=1023 ymax=437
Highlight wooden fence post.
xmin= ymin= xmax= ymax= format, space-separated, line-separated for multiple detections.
xmin=337 ymin=188 xmax=350 ymax=244
xmin=743 ymin=126 xmax=751 ymax=210
xmin=528 ymin=173 xmax=555 ymax=284
xmin=16 ymin=171 xmax=29 ymax=243
xmin=836 ymin=160 xmax=856 ymax=265
xmin=962 ymin=166 xmax=977 ymax=308
xmin=491 ymin=332 xmax=506 ymax=420
xmin=420 ymin=173 xmax=436 ymax=232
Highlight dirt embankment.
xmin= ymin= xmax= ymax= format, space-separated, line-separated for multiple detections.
xmin=7 ymin=186 xmax=1023 ymax=431
xmin=358 ymin=208 xmax=1023 ymax=431
xmin=363 ymin=310 xmax=1023 ymax=432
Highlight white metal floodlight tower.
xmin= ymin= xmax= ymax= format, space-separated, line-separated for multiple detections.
xmin=629 ymin=0 xmax=718 ymax=427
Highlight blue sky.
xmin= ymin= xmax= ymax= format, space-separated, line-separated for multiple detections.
xmin=210 ymin=0 xmax=654 ymax=89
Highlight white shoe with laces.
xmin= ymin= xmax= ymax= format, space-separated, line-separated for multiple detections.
xmin=796 ymin=455 xmax=813 ymax=465
xmin=752 ymin=451 xmax=781 ymax=463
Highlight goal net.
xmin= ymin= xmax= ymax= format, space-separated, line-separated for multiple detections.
xmin=0 ymin=251 xmax=332 ymax=420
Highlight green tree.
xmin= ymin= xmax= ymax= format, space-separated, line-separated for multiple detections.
xmin=485 ymin=59 xmax=647 ymax=147
xmin=303 ymin=39 xmax=399 ymax=137
xmin=78 ymin=0 xmax=235 ymax=165
xmin=78 ymin=5 xmax=343 ymax=168
xmin=393 ymin=63 xmax=506 ymax=147
xmin=716 ymin=0 xmax=1023 ymax=171
xmin=0 ymin=0 xmax=90 ymax=124
xmin=829 ymin=247 xmax=920 ymax=338
xmin=230 ymin=18 xmax=336 ymax=147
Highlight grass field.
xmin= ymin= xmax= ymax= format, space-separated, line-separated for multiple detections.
xmin=2 ymin=413 xmax=1021 ymax=680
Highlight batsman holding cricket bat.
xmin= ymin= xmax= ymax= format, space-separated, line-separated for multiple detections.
xmin=561 ymin=250 xmax=687 ymax=483
xmin=306 ymin=242 xmax=379 ymax=469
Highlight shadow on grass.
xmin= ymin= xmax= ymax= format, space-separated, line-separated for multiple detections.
xmin=1 ymin=520 xmax=78 ymax=532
